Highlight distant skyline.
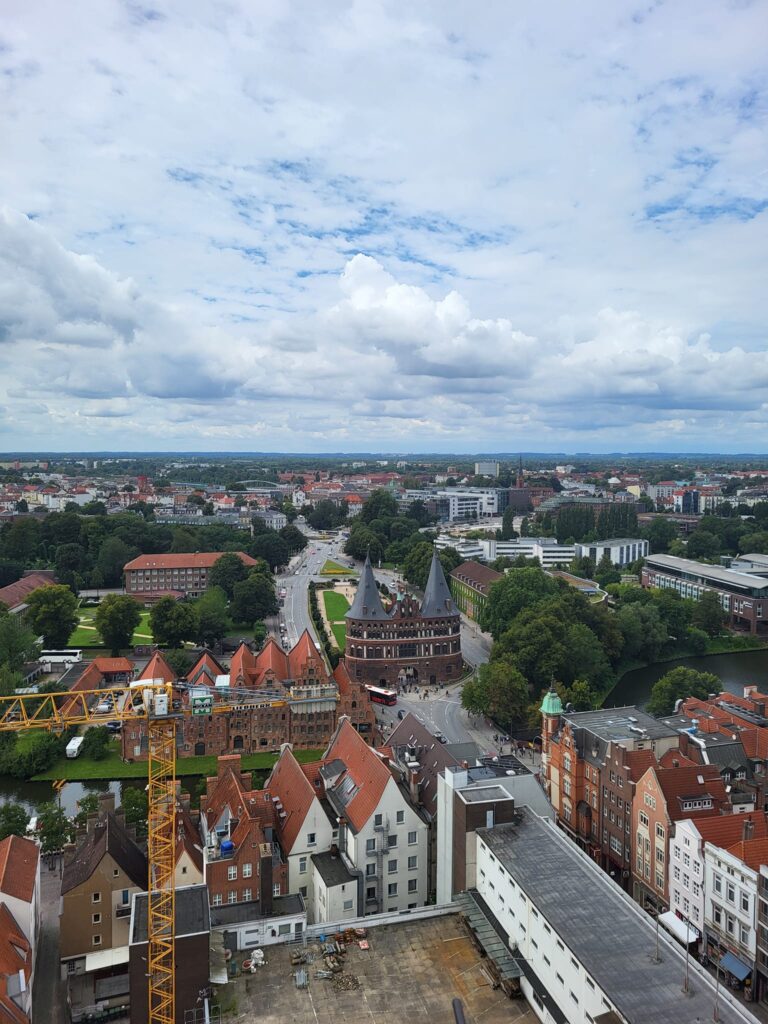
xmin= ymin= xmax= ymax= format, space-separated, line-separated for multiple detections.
xmin=1 ymin=1 xmax=766 ymax=452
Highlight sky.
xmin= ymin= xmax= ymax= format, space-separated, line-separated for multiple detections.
xmin=1 ymin=0 xmax=767 ymax=454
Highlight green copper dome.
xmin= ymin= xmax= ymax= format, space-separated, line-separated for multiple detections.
xmin=540 ymin=688 xmax=563 ymax=716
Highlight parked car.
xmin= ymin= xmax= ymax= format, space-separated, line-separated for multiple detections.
xmin=434 ymin=732 xmax=447 ymax=744
xmin=398 ymin=709 xmax=406 ymax=720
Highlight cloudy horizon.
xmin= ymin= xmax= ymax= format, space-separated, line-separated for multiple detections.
xmin=1 ymin=1 xmax=766 ymax=454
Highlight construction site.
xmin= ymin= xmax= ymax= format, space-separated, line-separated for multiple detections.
xmin=228 ymin=914 xmax=538 ymax=1024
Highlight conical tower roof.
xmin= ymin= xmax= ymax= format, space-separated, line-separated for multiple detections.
xmin=421 ymin=548 xmax=459 ymax=618
xmin=540 ymin=685 xmax=563 ymax=716
xmin=346 ymin=553 xmax=388 ymax=620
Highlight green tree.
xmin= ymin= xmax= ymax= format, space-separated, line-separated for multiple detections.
xmin=686 ymin=627 xmax=709 ymax=654
xmin=0 ymin=803 xmax=30 ymax=841
xmin=686 ymin=530 xmax=720 ymax=561
xmin=691 ymin=590 xmax=727 ymax=637
xmin=25 ymin=585 xmax=79 ymax=647
xmin=0 ymin=560 xmax=23 ymax=588
xmin=208 ymin=553 xmax=249 ymax=599
xmin=121 ymin=786 xmax=148 ymax=839
xmin=37 ymin=801 xmax=72 ymax=855
xmin=95 ymin=535 xmax=136 ymax=587
xmin=460 ymin=659 xmax=531 ymax=731
xmin=481 ymin=568 xmax=558 ymax=640
xmin=163 ymin=647 xmax=193 ymax=678
xmin=1 ymin=518 xmax=41 ymax=561
xmin=94 ymin=594 xmax=142 ymax=655
xmin=646 ymin=667 xmax=720 ymax=716
xmin=81 ymin=726 xmax=111 ymax=761
xmin=150 ymin=597 xmax=197 ymax=648
xmin=345 ymin=526 xmax=384 ymax=563
xmin=401 ymin=543 xmax=461 ymax=591
xmin=231 ymin=575 xmax=278 ymax=625
xmin=250 ymin=533 xmax=290 ymax=571
xmin=73 ymin=793 xmax=100 ymax=831
xmin=279 ymin=524 xmax=307 ymax=553
xmin=643 ymin=517 xmax=678 ymax=554
xmin=0 ymin=609 xmax=38 ymax=671
xmin=194 ymin=587 xmax=230 ymax=647
xmin=253 ymin=621 xmax=268 ymax=647
xmin=360 ymin=489 xmax=399 ymax=523
xmin=500 ymin=506 xmax=518 ymax=541
xmin=594 ymin=552 xmax=621 ymax=587
xmin=616 ymin=602 xmax=669 ymax=661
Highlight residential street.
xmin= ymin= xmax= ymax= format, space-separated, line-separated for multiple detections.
xmin=34 ymin=857 xmax=68 ymax=1024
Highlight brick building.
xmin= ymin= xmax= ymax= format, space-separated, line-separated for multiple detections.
xmin=632 ymin=763 xmax=729 ymax=913
xmin=344 ymin=551 xmax=463 ymax=688
xmin=449 ymin=560 xmax=502 ymax=623
xmin=121 ymin=635 xmax=376 ymax=761
xmin=123 ymin=550 xmax=257 ymax=601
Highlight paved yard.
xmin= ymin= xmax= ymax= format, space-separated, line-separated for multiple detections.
xmin=224 ymin=914 xmax=538 ymax=1024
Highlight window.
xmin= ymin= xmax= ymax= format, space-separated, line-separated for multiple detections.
xmin=213 ymin=894 xmax=222 ymax=907
xmin=674 ymin=865 xmax=680 ymax=880
xmin=727 ymin=882 xmax=736 ymax=904
xmin=644 ymin=793 xmax=656 ymax=810
xmin=639 ymin=811 xmax=649 ymax=827
xmin=543 ymin=954 xmax=551 ymax=966
xmin=742 ymin=892 xmax=750 ymax=913
xmin=228 ymin=891 xmax=237 ymax=904
xmin=299 ymin=886 xmax=308 ymax=898
xmin=344 ymin=899 xmax=354 ymax=911
xmin=375 ymin=814 xmax=382 ymax=827
xmin=741 ymin=924 xmax=750 ymax=945
xmin=92 ymin=935 xmax=102 ymax=947
xmin=366 ymin=863 xmax=376 ymax=877
xmin=408 ymin=856 xmax=417 ymax=870
xmin=727 ymin=915 xmax=735 ymax=937
xmin=92 ymin=913 xmax=101 ymax=925
xmin=570 ymin=992 xmax=579 ymax=1006
xmin=656 ymin=824 xmax=665 ymax=839
xmin=366 ymin=838 xmax=376 ymax=854
xmin=91 ymin=892 xmax=101 ymax=904
xmin=273 ymin=883 xmax=281 ymax=896
xmin=113 ymin=868 xmax=119 ymax=878
xmin=243 ymin=888 xmax=252 ymax=902
xmin=556 ymin=972 xmax=564 ymax=986
xmin=712 ymin=904 xmax=722 ymax=925
xmin=714 ymin=874 xmax=722 ymax=895
xmin=388 ymin=859 xmax=397 ymax=874
xmin=299 ymin=857 xmax=307 ymax=874
xmin=388 ymin=883 xmax=398 ymax=897
xmin=388 ymin=834 xmax=398 ymax=848
xmin=307 ymin=832 xmax=316 ymax=846
xmin=228 ymin=865 xmax=238 ymax=881
xmin=243 ymin=863 xmax=252 ymax=878
xmin=408 ymin=879 xmax=417 ymax=893
xmin=396 ymin=810 xmax=404 ymax=824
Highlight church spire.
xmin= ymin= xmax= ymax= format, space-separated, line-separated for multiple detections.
xmin=421 ymin=548 xmax=458 ymax=618
xmin=346 ymin=553 xmax=388 ymax=620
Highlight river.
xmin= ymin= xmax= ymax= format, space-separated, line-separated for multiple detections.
xmin=607 ymin=647 xmax=768 ymax=710
xmin=0 ymin=777 xmax=143 ymax=817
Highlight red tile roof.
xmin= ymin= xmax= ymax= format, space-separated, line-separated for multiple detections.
xmin=0 ymin=903 xmax=30 ymax=1023
xmin=653 ymin=765 xmax=728 ymax=821
xmin=740 ymin=729 xmax=768 ymax=760
xmin=138 ymin=651 xmax=176 ymax=683
xmin=725 ymin=837 xmax=768 ymax=872
xmin=333 ymin=660 xmax=352 ymax=695
xmin=0 ymin=572 xmax=55 ymax=611
xmin=188 ymin=650 xmax=225 ymax=684
xmin=287 ymin=630 xmax=325 ymax=678
xmin=267 ymin=748 xmax=319 ymax=853
xmin=658 ymin=749 xmax=698 ymax=769
xmin=624 ymin=749 xmax=657 ymax=780
xmin=124 ymin=551 xmax=257 ymax=571
xmin=323 ymin=719 xmax=392 ymax=832
xmin=0 ymin=835 xmax=38 ymax=903
xmin=201 ymin=756 xmax=270 ymax=858
xmin=692 ymin=812 xmax=768 ymax=850
xmin=91 ymin=657 xmax=134 ymax=674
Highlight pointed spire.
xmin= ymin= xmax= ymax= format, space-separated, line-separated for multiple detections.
xmin=346 ymin=553 xmax=388 ymax=620
xmin=421 ymin=548 xmax=459 ymax=618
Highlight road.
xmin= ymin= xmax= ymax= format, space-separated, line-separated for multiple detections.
xmin=271 ymin=532 xmax=497 ymax=751
xmin=34 ymin=858 xmax=68 ymax=1024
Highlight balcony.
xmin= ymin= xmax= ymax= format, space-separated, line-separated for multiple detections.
xmin=115 ymin=905 xmax=131 ymax=918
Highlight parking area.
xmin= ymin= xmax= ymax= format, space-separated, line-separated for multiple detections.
xmin=225 ymin=913 xmax=538 ymax=1024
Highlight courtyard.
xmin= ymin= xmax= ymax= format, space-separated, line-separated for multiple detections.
xmin=224 ymin=913 xmax=538 ymax=1024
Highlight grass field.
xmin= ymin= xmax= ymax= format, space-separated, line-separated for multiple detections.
xmin=331 ymin=622 xmax=346 ymax=651
xmin=322 ymin=590 xmax=351 ymax=620
xmin=69 ymin=608 xmax=153 ymax=648
xmin=320 ymin=559 xmax=358 ymax=576
xmin=33 ymin=740 xmax=325 ymax=781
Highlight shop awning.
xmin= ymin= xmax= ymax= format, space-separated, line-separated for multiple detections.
xmin=719 ymin=950 xmax=752 ymax=982
xmin=658 ymin=911 xmax=699 ymax=945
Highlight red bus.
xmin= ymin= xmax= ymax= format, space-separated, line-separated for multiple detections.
xmin=365 ymin=685 xmax=397 ymax=706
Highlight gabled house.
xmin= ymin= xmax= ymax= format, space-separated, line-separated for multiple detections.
xmin=0 ymin=903 xmax=32 ymax=1022
xmin=60 ymin=798 xmax=147 ymax=1022
xmin=0 ymin=835 xmax=40 ymax=953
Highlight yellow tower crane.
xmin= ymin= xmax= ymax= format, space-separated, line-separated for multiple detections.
xmin=0 ymin=678 xmax=292 ymax=1024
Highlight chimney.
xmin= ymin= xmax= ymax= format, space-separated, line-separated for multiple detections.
xmin=259 ymin=842 xmax=273 ymax=915
xmin=744 ymin=818 xmax=755 ymax=842
xmin=409 ymin=769 xmax=421 ymax=806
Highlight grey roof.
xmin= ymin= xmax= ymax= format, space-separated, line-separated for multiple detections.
xmin=346 ymin=553 xmax=387 ymax=620
xmin=445 ymin=741 xmax=483 ymax=763
xmin=62 ymin=813 xmax=148 ymax=895
xmin=131 ymin=883 xmax=210 ymax=943
xmin=311 ymin=851 xmax=356 ymax=888
xmin=479 ymin=813 xmax=757 ymax=1024
xmin=646 ymin=553 xmax=768 ymax=592
xmin=421 ymin=548 xmax=459 ymax=618
xmin=210 ymin=893 xmax=304 ymax=927
xmin=563 ymin=705 xmax=679 ymax=743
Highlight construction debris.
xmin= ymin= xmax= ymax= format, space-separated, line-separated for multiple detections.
xmin=332 ymin=973 xmax=359 ymax=992
xmin=294 ymin=967 xmax=309 ymax=989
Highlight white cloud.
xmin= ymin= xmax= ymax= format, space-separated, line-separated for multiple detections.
xmin=0 ymin=1 xmax=766 ymax=451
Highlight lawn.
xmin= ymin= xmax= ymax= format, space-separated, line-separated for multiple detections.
xmin=331 ymin=622 xmax=346 ymax=651
xmin=320 ymin=559 xmax=358 ymax=576
xmin=33 ymin=740 xmax=325 ymax=781
xmin=69 ymin=607 xmax=153 ymax=649
xmin=322 ymin=590 xmax=351 ymax=620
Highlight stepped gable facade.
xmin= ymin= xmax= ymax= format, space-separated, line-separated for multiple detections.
xmin=344 ymin=550 xmax=463 ymax=687
xmin=122 ymin=633 xmax=376 ymax=761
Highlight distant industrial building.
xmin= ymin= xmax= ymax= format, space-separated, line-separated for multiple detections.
xmin=474 ymin=461 xmax=500 ymax=478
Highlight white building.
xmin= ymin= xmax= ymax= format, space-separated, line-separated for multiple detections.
xmin=474 ymin=461 xmax=500 ymax=478
xmin=472 ymin=810 xmax=757 ymax=1024
xmin=704 ymin=835 xmax=763 ymax=983
xmin=575 ymin=538 xmax=649 ymax=567
xmin=436 ymin=489 xmax=502 ymax=520
xmin=0 ymin=833 xmax=40 ymax=1013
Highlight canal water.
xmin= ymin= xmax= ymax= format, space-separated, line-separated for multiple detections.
xmin=607 ymin=648 xmax=768 ymax=710
xmin=0 ymin=777 xmax=144 ymax=817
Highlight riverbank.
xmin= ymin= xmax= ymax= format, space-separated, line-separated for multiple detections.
xmin=600 ymin=634 xmax=768 ymax=708
xmin=33 ymin=745 xmax=325 ymax=782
